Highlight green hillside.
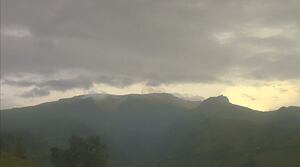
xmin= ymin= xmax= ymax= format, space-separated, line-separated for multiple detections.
xmin=1 ymin=93 xmax=300 ymax=167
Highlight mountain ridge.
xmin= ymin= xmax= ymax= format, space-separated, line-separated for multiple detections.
xmin=2 ymin=93 xmax=300 ymax=167
xmin=3 ymin=93 xmax=299 ymax=112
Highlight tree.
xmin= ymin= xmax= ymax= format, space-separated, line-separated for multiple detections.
xmin=0 ymin=152 xmax=38 ymax=167
xmin=14 ymin=139 xmax=26 ymax=159
xmin=50 ymin=135 xmax=107 ymax=167
xmin=240 ymin=157 xmax=260 ymax=167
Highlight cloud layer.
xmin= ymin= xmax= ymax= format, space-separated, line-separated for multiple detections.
xmin=1 ymin=0 xmax=300 ymax=102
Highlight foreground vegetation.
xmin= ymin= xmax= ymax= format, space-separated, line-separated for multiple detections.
xmin=1 ymin=135 xmax=107 ymax=167
xmin=2 ymin=94 xmax=300 ymax=167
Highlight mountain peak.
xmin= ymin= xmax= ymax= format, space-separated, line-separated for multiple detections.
xmin=201 ymin=95 xmax=230 ymax=105
xmin=277 ymin=106 xmax=300 ymax=112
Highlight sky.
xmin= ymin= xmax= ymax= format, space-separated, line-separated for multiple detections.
xmin=1 ymin=0 xmax=300 ymax=111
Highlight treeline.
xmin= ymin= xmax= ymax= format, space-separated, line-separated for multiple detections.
xmin=0 ymin=133 xmax=38 ymax=167
xmin=0 ymin=134 xmax=107 ymax=167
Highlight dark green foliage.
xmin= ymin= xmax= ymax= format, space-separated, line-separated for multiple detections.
xmin=0 ymin=134 xmax=27 ymax=159
xmin=2 ymin=93 xmax=300 ymax=167
xmin=50 ymin=135 xmax=107 ymax=167
xmin=0 ymin=136 xmax=38 ymax=167
xmin=0 ymin=152 xmax=38 ymax=167
xmin=14 ymin=140 xmax=27 ymax=159
xmin=239 ymin=157 xmax=259 ymax=167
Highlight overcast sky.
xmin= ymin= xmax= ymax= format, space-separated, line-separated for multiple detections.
xmin=1 ymin=0 xmax=300 ymax=110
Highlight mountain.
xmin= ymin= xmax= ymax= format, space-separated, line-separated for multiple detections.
xmin=1 ymin=93 xmax=300 ymax=167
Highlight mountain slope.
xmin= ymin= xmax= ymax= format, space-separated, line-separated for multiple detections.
xmin=1 ymin=93 xmax=300 ymax=167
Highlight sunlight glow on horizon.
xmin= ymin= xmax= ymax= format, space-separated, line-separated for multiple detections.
xmin=2 ymin=80 xmax=300 ymax=111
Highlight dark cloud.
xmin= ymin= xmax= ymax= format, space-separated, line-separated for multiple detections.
xmin=2 ymin=79 xmax=36 ymax=87
xmin=20 ymin=88 xmax=50 ymax=98
xmin=242 ymin=54 xmax=300 ymax=80
xmin=40 ymin=77 xmax=93 ymax=91
xmin=3 ymin=75 xmax=139 ymax=97
xmin=1 ymin=0 xmax=300 ymax=94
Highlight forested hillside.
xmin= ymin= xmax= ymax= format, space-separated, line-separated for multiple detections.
xmin=1 ymin=93 xmax=300 ymax=167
